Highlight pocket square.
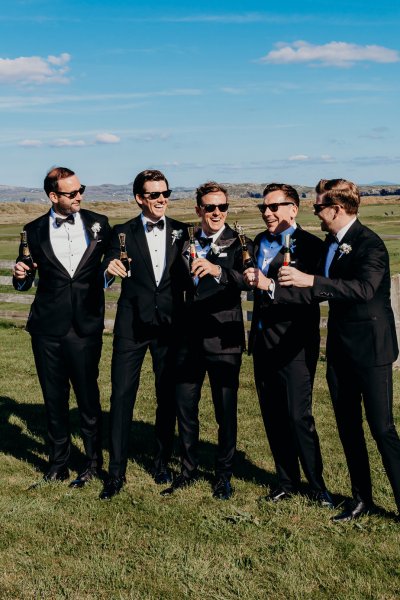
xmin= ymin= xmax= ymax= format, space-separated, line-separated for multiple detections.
xmin=219 ymin=252 xmax=227 ymax=257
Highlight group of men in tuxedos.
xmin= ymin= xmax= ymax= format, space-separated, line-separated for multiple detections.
xmin=13 ymin=167 xmax=400 ymax=521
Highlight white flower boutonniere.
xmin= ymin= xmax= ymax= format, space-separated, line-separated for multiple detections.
xmin=171 ymin=229 xmax=183 ymax=244
xmin=338 ymin=242 xmax=352 ymax=259
xmin=210 ymin=243 xmax=223 ymax=256
xmin=91 ymin=222 xmax=101 ymax=239
xmin=289 ymin=239 xmax=296 ymax=253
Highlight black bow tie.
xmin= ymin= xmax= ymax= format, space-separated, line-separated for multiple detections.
xmin=325 ymin=233 xmax=339 ymax=245
xmin=265 ymin=232 xmax=283 ymax=245
xmin=146 ymin=220 xmax=165 ymax=232
xmin=55 ymin=214 xmax=75 ymax=227
xmin=198 ymin=236 xmax=213 ymax=249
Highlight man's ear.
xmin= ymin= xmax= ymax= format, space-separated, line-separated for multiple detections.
xmin=135 ymin=194 xmax=143 ymax=206
xmin=49 ymin=192 xmax=58 ymax=204
xmin=195 ymin=205 xmax=201 ymax=218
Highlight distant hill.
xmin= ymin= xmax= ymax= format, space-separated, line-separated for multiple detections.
xmin=0 ymin=182 xmax=399 ymax=203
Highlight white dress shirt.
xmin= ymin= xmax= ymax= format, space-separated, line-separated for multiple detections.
xmin=49 ymin=209 xmax=89 ymax=277
xmin=141 ymin=214 xmax=167 ymax=286
xmin=258 ymin=224 xmax=297 ymax=275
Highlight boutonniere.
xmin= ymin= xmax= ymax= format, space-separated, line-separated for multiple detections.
xmin=289 ymin=239 xmax=296 ymax=253
xmin=171 ymin=229 xmax=183 ymax=244
xmin=91 ymin=222 xmax=101 ymax=239
xmin=210 ymin=243 xmax=226 ymax=256
xmin=338 ymin=242 xmax=352 ymax=258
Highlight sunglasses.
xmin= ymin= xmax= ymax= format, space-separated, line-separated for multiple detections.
xmin=141 ymin=190 xmax=172 ymax=200
xmin=313 ymin=203 xmax=338 ymax=214
xmin=56 ymin=185 xmax=86 ymax=199
xmin=257 ymin=202 xmax=294 ymax=214
xmin=200 ymin=203 xmax=229 ymax=213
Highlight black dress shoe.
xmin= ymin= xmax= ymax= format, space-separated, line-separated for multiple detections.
xmin=43 ymin=467 xmax=69 ymax=482
xmin=264 ymin=488 xmax=294 ymax=503
xmin=153 ymin=466 xmax=173 ymax=485
xmin=332 ymin=500 xmax=373 ymax=522
xmin=213 ymin=477 xmax=233 ymax=500
xmin=312 ymin=490 xmax=335 ymax=509
xmin=69 ymin=467 xmax=101 ymax=489
xmin=99 ymin=476 xmax=126 ymax=500
xmin=160 ymin=473 xmax=197 ymax=496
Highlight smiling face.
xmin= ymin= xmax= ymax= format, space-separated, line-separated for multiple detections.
xmin=261 ymin=189 xmax=298 ymax=235
xmin=195 ymin=190 xmax=228 ymax=236
xmin=314 ymin=194 xmax=341 ymax=233
xmin=49 ymin=175 xmax=84 ymax=216
xmin=135 ymin=180 xmax=169 ymax=222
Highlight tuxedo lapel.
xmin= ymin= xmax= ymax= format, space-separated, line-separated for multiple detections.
xmin=74 ymin=211 xmax=100 ymax=277
xmin=329 ymin=220 xmax=359 ymax=276
xmin=38 ymin=212 xmax=70 ymax=276
xmin=130 ymin=216 xmax=156 ymax=283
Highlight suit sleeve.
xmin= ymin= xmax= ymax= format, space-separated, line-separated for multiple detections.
xmin=101 ymin=223 xmax=124 ymax=275
xmin=312 ymin=237 xmax=388 ymax=303
xmin=221 ymin=237 xmax=254 ymax=291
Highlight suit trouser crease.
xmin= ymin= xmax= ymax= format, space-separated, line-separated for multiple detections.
xmin=31 ymin=330 xmax=103 ymax=470
xmin=254 ymin=336 xmax=325 ymax=493
xmin=175 ymin=348 xmax=241 ymax=479
xmin=327 ymin=360 xmax=400 ymax=510
xmin=108 ymin=335 xmax=176 ymax=477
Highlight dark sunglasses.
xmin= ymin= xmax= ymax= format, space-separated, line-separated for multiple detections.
xmin=257 ymin=202 xmax=294 ymax=214
xmin=141 ymin=190 xmax=172 ymax=200
xmin=313 ymin=203 xmax=338 ymax=214
xmin=56 ymin=185 xmax=86 ymax=199
xmin=200 ymin=203 xmax=229 ymax=213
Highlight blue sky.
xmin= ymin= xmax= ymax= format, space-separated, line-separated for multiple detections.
xmin=1 ymin=0 xmax=399 ymax=188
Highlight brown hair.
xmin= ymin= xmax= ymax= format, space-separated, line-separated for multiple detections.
xmin=133 ymin=169 xmax=169 ymax=197
xmin=262 ymin=183 xmax=300 ymax=207
xmin=195 ymin=181 xmax=228 ymax=206
xmin=315 ymin=179 xmax=360 ymax=215
xmin=44 ymin=166 xmax=75 ymax=197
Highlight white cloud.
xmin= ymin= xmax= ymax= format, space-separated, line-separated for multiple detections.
xmin=18 ymin=139 xmax=42 ymax=147
xmin=259 ymin=41 xmax=400 ymax=67
xmin=51 ymin=138 xmax=86 ymax=147
xmin=220 ymin=87 xmax=246 ymax=95
xmin=288 ymin=154 xmax=309 ymax=161
xmin=0 ymin=53 xmax=71 ymax=84
xmin=95 ymin=133 xmax=120 ymax=144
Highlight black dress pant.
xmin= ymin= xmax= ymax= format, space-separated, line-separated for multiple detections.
xmin=175 ymin=342 xmax=241 ymax=479
xmin=31 ymin=329 xmax=103 ymax=472
xmin=327 ymin=359 xmax=400 ymax=511
xmin=253 ymin=334 xmax=326 ymax=493
xmin=108 ymin=331 xmax=176 ymax=478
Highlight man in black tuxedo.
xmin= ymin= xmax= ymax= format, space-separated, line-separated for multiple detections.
xmin=277 ymin=178 xmax=400 ymax=520
xmin=243 ymin=183 xmax=333 ymax=507
xmin=13 ymin=166 xmax=111 ymax=486
xmin=161 ymin=181 xmax=248 ymax=500
xmin=99 ymin=169 xmax=186 ymax=500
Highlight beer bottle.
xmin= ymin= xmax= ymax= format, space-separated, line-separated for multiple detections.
xmin=283 ymin=234 xmax=291 ymax=266
xmin=234 ymin=222 xmax=255 ymax=268
xmin=19 ymin=231 xmax=35 ymax=277
xmin=118 ymin=233 xmax=131 ymax=277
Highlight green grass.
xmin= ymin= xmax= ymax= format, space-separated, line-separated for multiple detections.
xmin=0 ymin=327 xmax=400 ymax=599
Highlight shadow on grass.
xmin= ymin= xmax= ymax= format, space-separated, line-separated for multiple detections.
xmin=0 ymin=395 xmax=275 ymax=488
xmin=0 ymin=396 xmax=89 ymax=474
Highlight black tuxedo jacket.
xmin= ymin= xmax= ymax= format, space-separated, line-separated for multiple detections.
xmin=13 ymin=209 xmax=111 ymax=337
xmin=311 ymin=219 xmax=398 ymax=367
xmin=179 ymin=224 xmax=249 ymax=355
xmin=103 ymin=215 xmax=186 ymax=340
xmin=249 ymin=226 xmax=323 ymax=364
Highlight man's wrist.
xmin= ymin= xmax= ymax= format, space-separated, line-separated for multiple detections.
xmin=214 ymin=265 xmax=222 ymax=280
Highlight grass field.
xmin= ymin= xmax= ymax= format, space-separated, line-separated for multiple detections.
xmin=0 ymin=199 xmax=399 ymax=598
xmin=0 ymin=325 xmax=400 ymax=599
